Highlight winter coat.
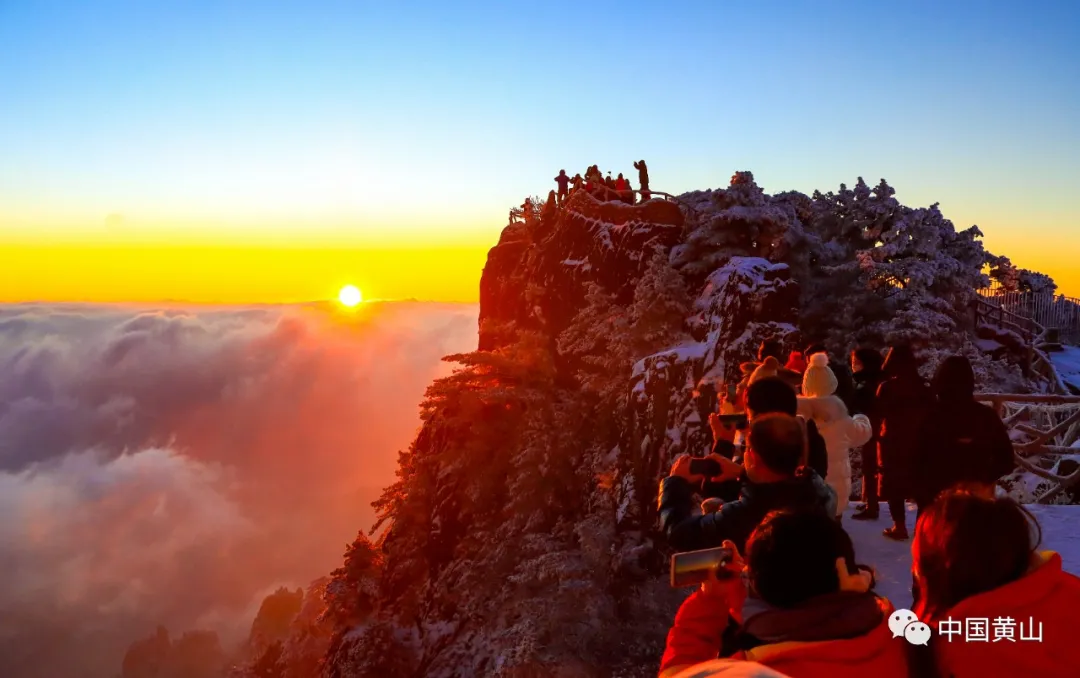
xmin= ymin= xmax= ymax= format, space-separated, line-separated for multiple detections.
xmin=615 ymin=177 xmax=628 ymax=191
xmin=705 ymin=431 xmax=828 ymax=504
xmin=914 ymin=552 xmax=1080 ymax=678
xmin=830 ymin=360 xmax=856 ymax=413
xmin=850 ymin=369 xmax=884 ymax=420
xmin=660 ymin=588 xmax=907 ymax=678
xmin=875 ymin=373 xmax=931 ymax=501
xmin=796 ymin=396 xmax=872 ymax=515
xmin=635 ymin=160 xmax=650 ymax=190
xmin=658 ymin=469 xmax=837 ymax=554
xmin=554 ymin=173 xmax=571 ymax=191
xmin=911 ymin=398 xmax=1015 ymax=506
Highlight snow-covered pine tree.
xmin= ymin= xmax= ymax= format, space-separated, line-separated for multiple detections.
xmin=321 ymin=532 xmax=382 ymax=629
xmin=799 ymin=178 xmax=993 ymax=354
xmin=627 ymin=247 xmax=691 ymax=359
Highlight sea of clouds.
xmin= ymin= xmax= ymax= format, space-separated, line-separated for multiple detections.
xmin=0 ymin=301 xmax=478 ymax=678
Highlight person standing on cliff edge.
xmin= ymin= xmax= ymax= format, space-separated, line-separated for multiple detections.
xmin=634 ymin=159 xmax=650 ymax=201
xmin=554 ymin=170 xmax=571 ymax=206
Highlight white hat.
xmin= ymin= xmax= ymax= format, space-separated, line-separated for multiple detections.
xmin=801 ymin=352 xmax=838 ymax=398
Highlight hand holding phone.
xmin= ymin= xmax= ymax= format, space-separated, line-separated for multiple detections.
xmin=687 ymin=457 xmax=722 ymax=478
xmin=689 ymin=455 xmax=742 ymax=483
xmin=670 ymin=540 xmax=744 ymax=590
xmin=715 ymin=413 xmax=748 ymax=430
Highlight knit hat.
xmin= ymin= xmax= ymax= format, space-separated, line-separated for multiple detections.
xmin=802 ymin=352 xmax=838 ymax=398
xmin=749 ymin=356 xmax=781 ymax=384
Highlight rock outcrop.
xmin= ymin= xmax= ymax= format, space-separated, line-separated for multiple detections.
xmin=478 ymin=191 xmax=684 ymax=351
xmin=219 ymin=171 xmax=1040 ymax=678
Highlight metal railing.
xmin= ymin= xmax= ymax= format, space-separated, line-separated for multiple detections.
xmin=508 ymin=187 xmax=689 ymax=225
xmin=973 ymin=296 xmax=1070 ymax=395
xmin=978 ymin=288 xmax=1080 ymax=345
xmin=978 ymin=393 xmax=1080 ymax=504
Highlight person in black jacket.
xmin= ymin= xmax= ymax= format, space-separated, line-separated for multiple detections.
xmin=634 ymin=159 xmax=650 ymax=201
xmin=911 ymin=356 xmax=1016 ymax=509
xmin=554 ymin=169 xmax=571 ymax=206
xmin=659 ymin=413 xmax=837 ymax=553
xmin=850 ymin=347 xmax=886 ymax=521
xmin=876 ymin=345 xmax=931 ymax=540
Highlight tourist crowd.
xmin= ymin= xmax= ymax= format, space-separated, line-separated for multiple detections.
xmin=657 ymin=341 xmax=1080 ymax=678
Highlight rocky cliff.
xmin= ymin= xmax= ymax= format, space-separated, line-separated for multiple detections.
xmin=207 ymin=171 xmax=1043 ymax=678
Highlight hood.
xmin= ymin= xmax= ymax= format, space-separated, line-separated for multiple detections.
xmin=943 ymin=551 xmax=1067 ymax=621
xmin=741 ymin=596 xmax=901 ymax=671
xmin=742 ymin=591 xmax=885 ymax=644
xmin=932 ymin=355 xmax=976 ymax=404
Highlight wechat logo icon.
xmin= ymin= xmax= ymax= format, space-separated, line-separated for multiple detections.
xmin=889 ymin=608 xmax=932 ymax=645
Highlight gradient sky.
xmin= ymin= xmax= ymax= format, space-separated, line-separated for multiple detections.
xmin=1 ymin=0 xmax=1077 ymax=302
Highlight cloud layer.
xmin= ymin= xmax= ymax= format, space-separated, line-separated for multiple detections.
xmin=0 ymin=301 xmax=478 ymax=678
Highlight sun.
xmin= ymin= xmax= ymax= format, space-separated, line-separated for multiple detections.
xmin=338 ymin=284 xmax=363 ymax=307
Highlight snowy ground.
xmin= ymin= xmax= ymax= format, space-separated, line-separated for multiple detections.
xmin=1050 ymin=346 xmax=1080 ymax=391
xmin=845 ymin=503 xmax=1080 ymax=608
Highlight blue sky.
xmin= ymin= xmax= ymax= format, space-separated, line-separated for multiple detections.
xmin=0 ymin=0 xmax=1077 ymax=285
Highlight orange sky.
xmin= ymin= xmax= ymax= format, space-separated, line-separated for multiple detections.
xmin=1 ymin=244 xmax=490 ymax=304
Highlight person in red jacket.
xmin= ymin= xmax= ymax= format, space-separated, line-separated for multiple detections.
xmin=784 ymin=350 xmax=807 ymax=375
xmin=660 ymin=509 xmax=908 ymax=678
xmin=910 ymin=488 xmax=1080 ymax=677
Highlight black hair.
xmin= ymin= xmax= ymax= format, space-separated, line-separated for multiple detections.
xmin=758 ymin=339 xmax=785 ymax=363
xmin=745 ymin=377 xmax=797 ymax=417
xmin=747 ymin=413 xmax=803 ymax=476
xmin=882 ymin=344 xmax=920 ymax=378
xmin=914 ymin=488 xmax=1041 ymax=620
xmin=804 ymin=343 xmax=827 ymax=358
xmin=745 ymin=508 xmax=862 ymax=608
xmin=932 ymin=355 xmax=976 ymax=404
xmin=851 ymin=347 xmax=884 ymax=375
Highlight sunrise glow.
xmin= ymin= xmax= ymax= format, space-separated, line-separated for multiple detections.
xmin=338 ymin=285 xmax=362 ymax=307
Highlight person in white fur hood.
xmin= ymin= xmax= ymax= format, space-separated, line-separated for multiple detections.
xmin=797 ymin=352 xmax=873 ymax=519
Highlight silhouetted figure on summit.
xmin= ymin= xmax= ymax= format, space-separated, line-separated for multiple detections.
xmin=634 ymin=159 xmax=650 ymax=201
xmin=571 ymin=173 xmax=583 ymax=194
xmin=615 ymin=172 xmax=631 ymax=203
xmin=542 ymin=190 xmax=558 ymax=223
xmin=521 ymin=198 xmax=533 ymax=225
xmin=554 ymin=170 xmax=571 ymax=206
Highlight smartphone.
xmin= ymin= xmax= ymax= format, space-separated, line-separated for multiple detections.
xmin=670 ymin=546 xmax=736 ymax=588
xmin=688 ymin=457 xmax=722 ymax=478
xmin=716 ymin=413 xmax=748 ymax=430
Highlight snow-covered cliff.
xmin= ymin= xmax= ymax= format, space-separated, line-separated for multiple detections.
xmin=198 ymin=171 xmax=1052 ymax=678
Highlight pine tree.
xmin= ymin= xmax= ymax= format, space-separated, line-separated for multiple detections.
xmin=627 ymin=247 xmax=690 ymax=358
xmin=321 ymin=532 xmax=382 ymax=627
